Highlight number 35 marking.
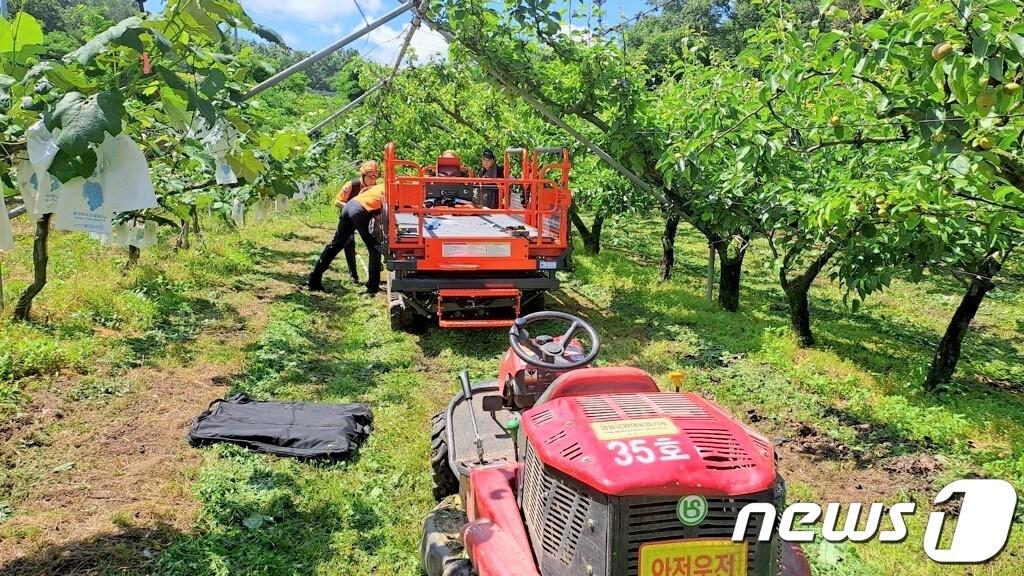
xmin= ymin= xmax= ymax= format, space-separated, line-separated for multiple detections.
xmin=607 ymin=438 xmax=690 ymax=466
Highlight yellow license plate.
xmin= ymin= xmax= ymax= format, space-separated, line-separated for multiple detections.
xmin=638 ymin=538 xmax=747 ymax=576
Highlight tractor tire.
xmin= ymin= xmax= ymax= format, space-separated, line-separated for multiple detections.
xmin=390 ymin=296 xmax=418 ymax=332
xmin=441 ymin=560 xmax=474 ymax=576
xmin=430 ymin=411 xmax=460 ymax=501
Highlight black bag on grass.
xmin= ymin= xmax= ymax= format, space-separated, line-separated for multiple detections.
xmin=188 ymin=393 xmax=373 ymax=459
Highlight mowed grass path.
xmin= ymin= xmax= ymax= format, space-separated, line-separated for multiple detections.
xmin=1 ymin=192 xmax=1022 ymax=575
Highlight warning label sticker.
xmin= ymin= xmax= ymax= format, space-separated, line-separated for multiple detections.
xmin=591 ymin=418 xmax=680 ymax=441
xmin=442 ymin=242 xmax=512 ymax=257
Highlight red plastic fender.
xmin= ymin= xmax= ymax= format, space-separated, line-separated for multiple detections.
xmin=462 ymin=520 xmax=541 ymax=576
xmin=468 ymin=465 xmax=533 ymax=560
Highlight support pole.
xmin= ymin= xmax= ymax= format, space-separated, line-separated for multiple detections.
xmin=421 ymin=16 xmax=657 ymax=197
xmin=307 ymin=16 xmax=422 ymax=136
xmin=243 ymin=1 xmax=414 ymax=100
xmin=308 ymin=82 xmax=385 ymax=136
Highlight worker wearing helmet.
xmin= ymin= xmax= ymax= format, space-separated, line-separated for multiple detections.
xmin=308 ymin=161 xmax=381 ymax=292
xmin=475 ymin=149 xmax=504 ymax=208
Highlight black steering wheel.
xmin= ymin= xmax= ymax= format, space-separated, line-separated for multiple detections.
xmin=509 ymin=311 xmax=600 ymax=370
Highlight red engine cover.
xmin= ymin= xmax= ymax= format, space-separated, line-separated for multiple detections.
xmin=521 ymin=392 xmax=776 ymax=497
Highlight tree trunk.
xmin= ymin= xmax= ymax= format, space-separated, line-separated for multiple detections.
xmin=659 ymin=214 xmax=680 ymax=281
xmin=784 ymin=282 xmax=814 ymax=345
xmin=569 ymin=207 xmax=605 ymax=255
xmin=14 ymin=214 xmax=52 ymax=321
xmin=125 ymin=242 xmax=142 ymax=268
xmin=126 ymin=246 xmax=141 ymax=269
xmin=191 ymin=206 xmax=201 ymax=239
xmin=779 ymin=248 xmax=836 ymax=347
xmin=713 ymin=236 xmax=747 ymax=312
xmin=924 ymin=258 xmax=1001 ymax=391
xmin=175 ymin=219 xmax=190 ymax=251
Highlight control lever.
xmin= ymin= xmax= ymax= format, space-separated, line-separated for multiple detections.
xmin=460 ymin=370 xmax=486 ymax=465
xmin=506 ymin=415 xmax=521 ymax=462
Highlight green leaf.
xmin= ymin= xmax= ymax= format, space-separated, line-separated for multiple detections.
xmin=228 ymin=149 xmax=266 ymax=181
xmin=252 ymin=23 xmax=286 ymax=46
xmin=48 ymin=148 xmax=98 ymax=183
xmin=242 ymin=513 xmax=268 ymax=530
xmin=0 ymin=12 xmax=45 ymax=64
xmin=52 ymin=462 xmax=75 ymax=473
xmin=188 ymin=93 xmax=218 ymax=125
xmin=181 ymin=0 xmax=224 ymax=40
xmin=44 ymin=92 xmax=125 ymax=157
xmin=26 ymin=62 xmax=95 ymax=92
xmin=199 ymin=68 xmax=226 ymax=98
xmin=815 ymin=31 xmax=844 ymax=56
xmin=1008 ymin=34 xmax=1024 ymax=59
xmin=160 ymin=87 xmax=191 ymax=129
xmin=949 ymin=154 xmax=971 ymax=176
xmin=67 ymin=17 xmax=148 ymax=65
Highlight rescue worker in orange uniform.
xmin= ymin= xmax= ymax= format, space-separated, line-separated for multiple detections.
xmin=308 ymin=161 xmax=382 ymax=293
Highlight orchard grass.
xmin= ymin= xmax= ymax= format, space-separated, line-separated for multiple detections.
xmin=0 ymin=199 xmax=1021 ymax=575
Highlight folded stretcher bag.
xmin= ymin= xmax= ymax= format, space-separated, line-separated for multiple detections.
xmin=188 ymin=393 xmax=373 ymax=459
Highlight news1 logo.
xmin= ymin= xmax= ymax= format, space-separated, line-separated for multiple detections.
xmin=732 ymin=479 xmax=1018 ymax=563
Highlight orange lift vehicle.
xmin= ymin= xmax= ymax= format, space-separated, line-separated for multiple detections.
xmin=380 ymin=143 xmax=573 ymax=331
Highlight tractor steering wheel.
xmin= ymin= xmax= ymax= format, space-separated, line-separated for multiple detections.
xmin=509 ymin=311 xmax=600 ymax=370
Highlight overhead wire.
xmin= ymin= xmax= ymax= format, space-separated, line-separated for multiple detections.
xmin=596 ymin=0 xmax=676 ymax=38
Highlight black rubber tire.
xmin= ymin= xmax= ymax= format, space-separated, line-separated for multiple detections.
xmin=390 ymin=300 xmax=415 ymax=332
xmin=441 ymin=559 xmax=474 ymax=576
xmin=430 ymin=411 xmax=460 ymax=501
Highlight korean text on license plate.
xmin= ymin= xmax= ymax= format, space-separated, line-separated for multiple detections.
xmin=638 ymin=539 xmax=747 ymax=576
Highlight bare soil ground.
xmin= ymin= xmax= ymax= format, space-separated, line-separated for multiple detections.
xmin=0 ymin=232 xmax=320 ymax=575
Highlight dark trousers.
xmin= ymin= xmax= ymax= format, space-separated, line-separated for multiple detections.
xmin=311 ymin=203 xmax=382 ymax=291
xmin=342 ymin=238 xmax=357 ymax=280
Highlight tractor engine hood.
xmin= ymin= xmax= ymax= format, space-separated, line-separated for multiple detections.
xmin=521 ymin=392 xmax=776 ymax=497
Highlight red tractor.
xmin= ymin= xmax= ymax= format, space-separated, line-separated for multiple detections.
xmin=422 ymin=312 xmax=811 ymax=576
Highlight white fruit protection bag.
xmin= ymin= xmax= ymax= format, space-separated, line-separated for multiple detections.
xmin=0 ymin=186 xmax=15 ymax=251
xmin=54 ymin=134 xmax=159 ymax=235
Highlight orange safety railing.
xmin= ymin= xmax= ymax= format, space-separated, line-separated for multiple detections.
xmin=383 ymin=143 xmax=571 ymax=264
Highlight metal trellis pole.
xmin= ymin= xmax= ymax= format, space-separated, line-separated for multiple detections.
xmin=307 ymin=15 xmax=422 ymax=137
xmin=308 ymin=81 xmax=386 ymax=136
xmin=243 ymin=0 xmax=414 ymax=100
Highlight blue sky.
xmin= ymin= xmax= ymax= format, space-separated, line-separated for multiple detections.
xmin=149 ymin=0 xmax=653 ymax=63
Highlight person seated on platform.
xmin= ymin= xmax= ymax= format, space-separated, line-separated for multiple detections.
xmin=474 ymin=149 xmax=504 ymax=209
